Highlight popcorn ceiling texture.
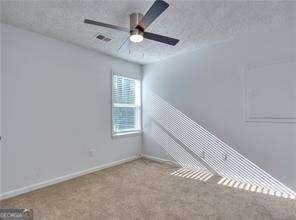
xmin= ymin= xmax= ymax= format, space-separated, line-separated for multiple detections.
xmin=1 ymin=0 xmax=295 ymax=64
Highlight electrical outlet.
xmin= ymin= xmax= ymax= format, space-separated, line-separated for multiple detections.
xmin=88 ymin=149 xmax=95 ymax=158
xmin=201 ymin=151 xmax=205 ymax=159
xmin=223 ymin=153 xmax=228 ymax=161
xmin=36 ymin=172 xmax=41 ymax=179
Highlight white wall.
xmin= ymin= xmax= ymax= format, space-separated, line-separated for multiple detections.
xmin=143 ymin=21 xmax=296 ymax=191
xmin=0 ymin=23 xmax=3 ymax=196
xmin=1 ymin=24 xmax=142 ymax=196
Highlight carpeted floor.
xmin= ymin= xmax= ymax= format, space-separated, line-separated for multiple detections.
xmin=1 ymin=159 xmax=296 ymax=220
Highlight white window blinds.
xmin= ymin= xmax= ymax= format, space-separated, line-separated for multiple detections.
xmin=112 ymin=74 xmax=141 ymax=135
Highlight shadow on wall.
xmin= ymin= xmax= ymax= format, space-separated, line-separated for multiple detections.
xmin=151 ymin=122 xmax=210 ymax=173
xmin=146 ymin=91 xmax=296 ymax=200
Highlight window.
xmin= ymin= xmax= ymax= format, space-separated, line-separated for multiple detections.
xmin=112 ymin=73 xmax=141 ymax=136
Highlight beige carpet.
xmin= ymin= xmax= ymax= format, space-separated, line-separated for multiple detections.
xmin=1 ymin=159 xmax=295 ymax=220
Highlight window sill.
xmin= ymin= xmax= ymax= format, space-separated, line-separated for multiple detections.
xmin=112 ymin=131 xmax=142 ymax=138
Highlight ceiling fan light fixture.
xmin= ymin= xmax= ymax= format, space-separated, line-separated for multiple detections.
xmin=130 ymin=34 xmax=143 ymax=43
xmin=130 ymin=29 xmax=143 ymax=43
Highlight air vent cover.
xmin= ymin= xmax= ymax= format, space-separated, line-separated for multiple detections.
xmin=96 ymin=34 xmax=111 ymax=42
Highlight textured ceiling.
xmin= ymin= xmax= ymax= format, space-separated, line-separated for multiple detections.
xmin=1 ymin=0 xmax=295 ymax=64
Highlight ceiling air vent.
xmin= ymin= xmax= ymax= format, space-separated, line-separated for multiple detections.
xmin=96 ymin=34 xmax=112 ymax=42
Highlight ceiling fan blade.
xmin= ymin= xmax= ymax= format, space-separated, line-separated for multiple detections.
xmin=143 ymin=32 xmax=179 ymax=46
xmin=137 ymin=0 xmax=169 ymax=30
xmin=118 ymin=37 xmax=131 ymax=54
xmin=84 ymin=19 xmax=129 ymax=32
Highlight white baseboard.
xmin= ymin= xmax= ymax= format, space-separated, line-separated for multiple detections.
xmin=142 ymin=154 xmax=180 ymax=167
xmin=0 ymin=155 xmax=140 ymax=201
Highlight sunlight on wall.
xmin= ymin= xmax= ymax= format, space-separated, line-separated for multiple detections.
xmin=146 ymin=91 xmax=296 ymax=200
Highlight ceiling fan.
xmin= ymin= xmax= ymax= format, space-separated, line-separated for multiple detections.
xmin=84 ymin=0 xmax=179 ymax=53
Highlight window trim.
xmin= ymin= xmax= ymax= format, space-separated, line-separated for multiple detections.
xmin=111 ymin=71 xmax=142 ymax=138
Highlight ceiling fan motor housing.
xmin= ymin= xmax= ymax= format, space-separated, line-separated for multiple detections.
xmin=130 ymin=13 xmax=144 ymax=32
